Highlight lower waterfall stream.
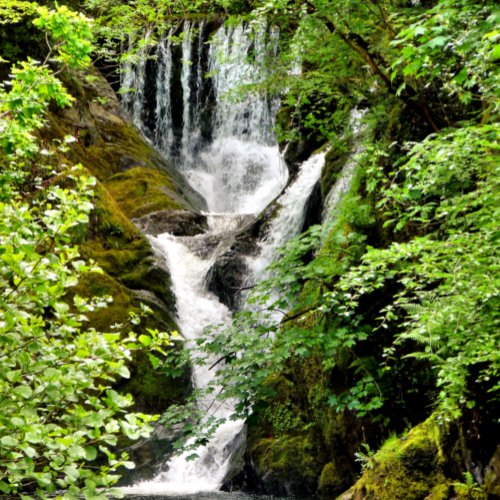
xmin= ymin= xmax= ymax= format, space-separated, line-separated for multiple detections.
xmin=120 ymin=20 xmax=367 ymax=496
xmin=123 ymin=112 xmax=366 ymax=497
xmin=125 ymin=150 xmax=326 ymax=496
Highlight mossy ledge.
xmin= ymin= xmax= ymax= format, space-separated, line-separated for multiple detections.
xmin=338 ymin=416 xmax=498 ymax=500
xmin=39 ymin=66 xmax=199 ymax=413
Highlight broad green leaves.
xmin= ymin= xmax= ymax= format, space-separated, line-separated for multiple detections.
xmin=0 ymin=3 xmax=171 ymax=497
xmin=391 ymin=0 xmax=499 ymax=113
xmin=34 ymin=5 xmax=94 ymax=69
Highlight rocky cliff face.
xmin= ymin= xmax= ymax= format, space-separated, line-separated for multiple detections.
xmin=41 ymin=65 xmax=204 ymax=414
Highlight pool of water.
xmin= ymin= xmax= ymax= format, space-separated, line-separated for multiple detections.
xmin=125 ymin=493 xmax=310 ymax=500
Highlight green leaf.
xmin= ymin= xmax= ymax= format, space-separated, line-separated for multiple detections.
xmin=1 ymin=435 xmax=18 ymax=447
xmin=13 ymin=385 xmax=32 ymax=399
xmin=425 ymin=35 xmax=450 ymax=49
xmin=148 ymin=353 xmax=161 ymax=369
xmin=138 ymin=334 xmax=151 ymax=347
xmin=118 ymin=365 xmax=130 ymax=378
xmin=85 ymin=446 xmax=98 ymax=461
xmin=0 ymin=481 xmax=11 ymax=494
xmin=453 ymin=68 xmax=468 ymax=85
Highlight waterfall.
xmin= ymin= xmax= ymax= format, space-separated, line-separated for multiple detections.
xmin=125 ymin=230 xmax=243 ymax=495
xmin=121 ymin=14 xmax=367 ymax=495
xmin=249 ymin=152 xmax=326 ymax=279
xmin=180 ymin=21 xmax=194 ymax=165
xmin=208 ymin=23 xmax=279 ymax=145
xmin=121 ymin=20 xmax=288 ymax=214
xmin=322 ymin=108 xmax=368 ymax=226
xmin=121 ymin=49 xmax=147 ymax=133
xmin=247 ymin=109 xmax=368 ymax=315
xmin=122 ymin=20 xmax=289 ymax=496
xmin=155 ymin=30 xmax=174 ymax=155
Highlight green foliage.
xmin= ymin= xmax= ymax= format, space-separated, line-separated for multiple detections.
xmin=172 ymin=112 xmax=497 ymax=448
xmin=0 ymin=3 xmax=173 ymax=497
xmin=33 ymin=5 xmax=94 ymax=68
xmin=391 ymin=0 xmax=499 ymax=113
xmin=0 ymin=2 xmax=37 ymax=25
xmin=165 ymin=1 xmax=499 ymax=437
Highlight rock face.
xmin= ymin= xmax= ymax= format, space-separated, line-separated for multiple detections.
xmin=205 ymin=215 xmax=263 ymax=310
xmin=41 ymin=66 xmax=202 ymax=413
xmin=245 ymin=433 xmax=323 ymax=496
xmin=133 ymin=209 xmax=208 ymax=237
xmin=118 ymin=423 xmax=187 ymax=485
xmin=339 ymin=416 xmax=499 ymax=500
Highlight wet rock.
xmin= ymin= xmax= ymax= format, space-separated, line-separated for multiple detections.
xmin=244 ymin=434 xmax=322 ymax=496
xmin=205 ymin=217 xmax=261 ymax=311
xmin=301 ymin=180 xmax=323 ymax=233
xmin=133 ymin=209 xmax=209 ymax=237
xmin=118 ymin=423 xmax=186 ymax=485
xmin=221 ymin=426 xmax=248 ymax=490
xmin=318 ymin=460 xmax=353 ymax=498
xmin=484 ymin=445 xmax=500 ymax=498
xmin=207 ymin=248 xmax=251 ymax=311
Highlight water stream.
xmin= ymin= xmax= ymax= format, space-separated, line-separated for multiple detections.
xmin=123 ymin=21 xmax=290 ymax=495
xmin=121 ymin=20 xmax=365 ymax=496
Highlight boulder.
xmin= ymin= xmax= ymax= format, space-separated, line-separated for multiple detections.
xmin=133 ymin=209 xmax=208 ymax=237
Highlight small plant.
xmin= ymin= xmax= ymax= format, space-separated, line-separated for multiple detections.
xmin=354 ymin=443 xmax=376 ymax=472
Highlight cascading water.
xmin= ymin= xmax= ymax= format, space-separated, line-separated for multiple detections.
xmin=121 ymin=17 xmax=367 ymax=497
xmin=155 ymin=30 xmax=174 ymax=154
xmin=322 ymin=108 xmax=368 ymax=226
xmin=122 ymin=20 xmax=287 ymax=214
xmin=123 ymin=21 xmax=288 ymax=495
xmin=249 ymin=152 xmax=326 ymax=279
xmin=126 ymin=230 xmax=244 ymax=495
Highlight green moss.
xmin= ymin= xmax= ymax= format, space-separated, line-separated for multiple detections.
xmin=484 ymin=445 xmax=500 ymax=498
xmin=41 ymin=66 xmax=195 ymax=219
xmin=105 ymin=167 xmax=183 ymax=219
xmin=68 ymin=271 xmax=137 ymax=332
xmin=321 ymin=140 xmax=350 ymax=198
xmin=319 ymin=461 xmax=352 ymax=497
xmin=249 ymin=434 xmax=322 ymax=494
xmin=80 ymin=182 xmax=153 ymax=278
xmin=117 ymin=350 xmax=191 ymax=414
xmin=427 ymin=483 xmax=453 ymax=500
xmin=340 ymin=417 xmax=447 ymax=500
xmin=452 ymin=483 xmax=488 ymax=500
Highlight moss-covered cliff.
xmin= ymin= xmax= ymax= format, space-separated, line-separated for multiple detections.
xmin=37 ymin=66 xmax=202 ymax=413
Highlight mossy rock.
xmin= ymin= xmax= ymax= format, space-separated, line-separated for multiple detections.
xmin=321 ymin=140 xmax=350 ymax=199
xmin=80 ymin=183 xmax=176 ymax=313
xmin=41 ymin=66 xmax=202 ymax=213
xmin=319 ymin=460 xmax=353 ymax=498
xmin=31 ymin=66 xmax=194 ymax=416
xmin=484 ymin=445 xmax=500 ymax=498
xmin=67 ymin=271 xmax=137 ymax=332
xmin=247 ymin=433 xmax=322 ymax=496
xmin=117 ymin=350 xmax=191 ymax=414
xmin=105 ymin=167 xmax=184 ymax=219
xmin=338 ymin=417 xmax=447 ymax=500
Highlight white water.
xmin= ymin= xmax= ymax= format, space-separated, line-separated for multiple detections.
xmin=126 ymin=231 xmax=243 ymax=495
xmin=184 ymin=138 xmax=287 ymax=214
xmin=121 ymin=49 xmax=147 ymax=133
xmin=122 ymin=20 xmax=288 ymax=214
xmin=122 ymin=19 xmax=367 ymax=496
xmin=191 ymin=22 xmax=285 ymax=213
xmin=249 ymin=152 xmax=326 ymax=279
xmin=123 ymin=21 xmax=288 ymax=496
xmin=180 ymin=21 xmax=194 ymax=165
xmin=322 ymin=108 xmax=368 ymax=226
xmin=155 ymin=30 xmax=174 ymax=154
xmin=208 ymin=23 xmax=279 ymax=146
